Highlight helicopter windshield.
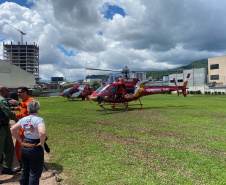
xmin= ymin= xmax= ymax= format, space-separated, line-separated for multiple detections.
xmin=95 ymin=84 xmax=108 ymax=94
xmin=95 ymin=84 xmax=111 ymax=94
xmin=62 ymin=88 xmax=70 ymax=94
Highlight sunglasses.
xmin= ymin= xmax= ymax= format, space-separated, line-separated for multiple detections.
xmin=18 ymin=91 xmax=24 ymax=94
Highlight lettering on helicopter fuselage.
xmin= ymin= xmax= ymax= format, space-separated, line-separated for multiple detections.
xmin=146 ymin=88 xmax=169 ymax=93
xmin=123 ymin=79 xmax=134 ymax=82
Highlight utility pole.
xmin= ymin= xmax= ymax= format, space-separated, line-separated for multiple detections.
xmin=5 ymin=22 xmax=26 ymax=45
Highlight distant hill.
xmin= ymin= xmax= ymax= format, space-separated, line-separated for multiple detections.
xmin=146 ymin=58 xmax=208 ymax=80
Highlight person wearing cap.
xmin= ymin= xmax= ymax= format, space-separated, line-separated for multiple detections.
xmin=0 ymin=86 xmax=18 ymax=184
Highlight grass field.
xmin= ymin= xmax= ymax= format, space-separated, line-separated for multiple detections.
xmin=36 ymin=94 xmax=226 ymax=185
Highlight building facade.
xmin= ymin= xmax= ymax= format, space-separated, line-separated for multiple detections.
xmin=0 ymin=60 xmax=36 ymax=88
xmin=3 ymin=42 xmax=39 ymax=80
xmin=83 ymin=78 xmax=103 ymax=86
xmin=130 ymin=71 xmax=146 ymax=81
xmin=208 ymin=55 xmax=226 ymax=86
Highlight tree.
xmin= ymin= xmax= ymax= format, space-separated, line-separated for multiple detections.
xmin=92 ymin=81 xmax=101 ymax=90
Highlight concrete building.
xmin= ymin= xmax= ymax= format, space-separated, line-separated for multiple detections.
xmin=169 ymin=68 xmax=207 ymax=92
xmin=208 ymin=55 xmax=226 ymax=86
xmin=83 ymin=78 xmax=102 ymax=86
xmin=130 ymin=71 xmax=146 ymax=81
xmin=0 ymin=59 xmax=36 ymax=88
xmin=3 ymin=42 xmax=39 ymax=80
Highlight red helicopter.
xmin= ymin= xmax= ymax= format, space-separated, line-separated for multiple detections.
xmin=61 ymin=85 xmax=93 ymax=100
xmin=86 ymin=66 xmax=190 ymax=110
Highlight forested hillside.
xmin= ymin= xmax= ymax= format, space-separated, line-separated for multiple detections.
xmin=146 ymin=58 xmax=208 ymax=80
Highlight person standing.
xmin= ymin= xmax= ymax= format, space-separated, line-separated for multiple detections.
xmin=9 ymin=87 xmax=35 ymax=172
xmin=11 ymin=100 xmax=46 ymax=185
xmin=0 ymin=86 xmax=18 ymax=184
xmin=117 ymin=85 xmax=126 ymax=100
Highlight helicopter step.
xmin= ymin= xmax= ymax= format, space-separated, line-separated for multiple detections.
xmin=98 ymin=99 xmax=143 ymax=110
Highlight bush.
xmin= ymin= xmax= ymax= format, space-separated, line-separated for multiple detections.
xmin=218 ymin=92 xmax=221 ymax=95
xmin=92 ymin=81 xmax=101 ymax=90
xmin=196 ymin=90 xmax=202 ymax=94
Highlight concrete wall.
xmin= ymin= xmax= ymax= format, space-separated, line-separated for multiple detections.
xmin=0 ymin=60 xmax=35 ymax=88
xmin=169 ymin=68 xmax=207 ymax=93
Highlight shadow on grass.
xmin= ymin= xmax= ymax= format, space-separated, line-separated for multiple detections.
xmin=64 ymin=99 xmax=88 ymax=102
xmin=96 ymin=104 xmax=193 ymax=114
xmin=148 ymin=105 xmax=194 ymax=110
xmin=44 ymin=161 xmax=63 ymax=174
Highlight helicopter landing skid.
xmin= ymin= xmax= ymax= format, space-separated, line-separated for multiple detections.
xmin=98 ymin=100 xmax=143 ymax=110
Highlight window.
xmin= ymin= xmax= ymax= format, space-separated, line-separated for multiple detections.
xmin=110 ymin=86 xmax=117 ymax=93
xmin=126 ymin=85 xmax=134 ymax=93
xmin=177 ymin=79 xmax=183 ymax=82
xmin=170 ymin=80 xmax=175 ymax=83
xmin=210 ymin=64 xmax=219 ymax=70
xmin=210 ymin=75 xmax=219 ymax=80
xmin=70 ymin=89 xmax=79 ymax=93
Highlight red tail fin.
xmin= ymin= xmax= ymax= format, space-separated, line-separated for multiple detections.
xmin=182 ymin=74 xmax=190 ymax=86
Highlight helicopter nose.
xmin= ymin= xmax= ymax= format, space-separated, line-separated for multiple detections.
xmin=90 ymin=95 xmax=97 ymax=101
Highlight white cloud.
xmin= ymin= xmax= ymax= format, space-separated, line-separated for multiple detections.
xmin=1 ymin=0 xmax=226 ymax=81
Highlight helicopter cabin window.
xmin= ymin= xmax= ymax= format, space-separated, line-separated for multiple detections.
xmin=62 ymin=88 xmax=70 ymax=94
xmin=110 ymin=86 xmax=117 ymax=93
xmin=126 ymin=85 xmax=134 ymax=93
xmin=95 ymin=84 xmax=107 ymax=94
xmin=102 ymin=86 xmax=110 ymax=94
xmin=70 ymin=89 xmax=79 ymax=93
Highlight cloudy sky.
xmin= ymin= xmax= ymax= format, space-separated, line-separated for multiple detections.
xmin=1 ymin=0 xmax=226 ymax=81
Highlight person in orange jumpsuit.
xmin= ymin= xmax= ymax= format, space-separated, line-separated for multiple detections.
xmin=117 ymin=85 xmax=126 ymax=100
xmin=9 ymin=87 xmax=35 ymax=172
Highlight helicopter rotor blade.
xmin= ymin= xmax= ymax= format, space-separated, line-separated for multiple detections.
xmin=85 ymin=68 xmax=121 ymax=72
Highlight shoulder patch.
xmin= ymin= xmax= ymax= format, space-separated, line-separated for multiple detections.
xmin=2 ymin=100 xmax=8 ymax=105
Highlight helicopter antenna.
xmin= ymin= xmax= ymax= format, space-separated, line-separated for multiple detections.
xmin=5 ymin=22 xmax=26 ymax=45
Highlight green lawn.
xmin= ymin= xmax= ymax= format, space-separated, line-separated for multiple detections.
xmin=36 ymin=95 xmax=226 ymax=185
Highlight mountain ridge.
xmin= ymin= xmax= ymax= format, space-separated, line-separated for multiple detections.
xmin=146 ymin=58 xmax=208 ymax=80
